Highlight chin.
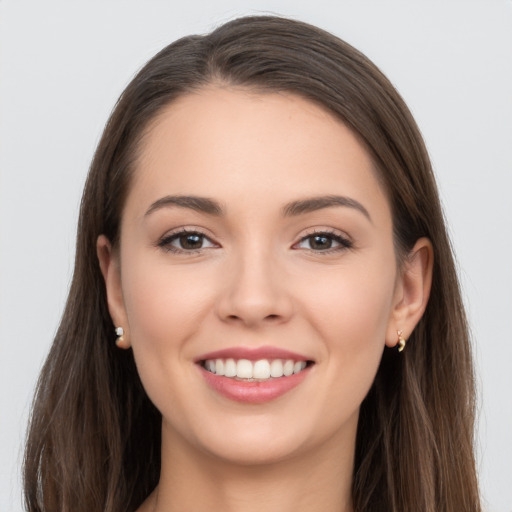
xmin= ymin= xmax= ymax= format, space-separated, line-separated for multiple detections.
xmin=169 ymin=406 xmax=358 ymax=469
xmin=200 ymin=433 xmax=308 ymax=467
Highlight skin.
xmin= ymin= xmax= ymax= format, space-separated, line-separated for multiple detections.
xmin=98 ymin=87 xmax=433 ymax=512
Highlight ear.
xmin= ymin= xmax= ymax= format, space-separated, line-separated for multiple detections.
xmin=385 ymin=237 xmax=434 ymax=348
xmin=97 ymin=234 xmax=131 ymax=349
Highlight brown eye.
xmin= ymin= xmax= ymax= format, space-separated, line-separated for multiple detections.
xmin=295 ymin=231 xmax=352 ymax=252
xmin=309 ymin=235 xmax=333 ymax=250
xmin=178 ymin=233 xmax=204 ymax=250
xmin=158 ymin=230 xmax=217 ymax=253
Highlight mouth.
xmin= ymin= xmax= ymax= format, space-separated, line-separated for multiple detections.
xmin=195 ymin=347 xmax=315 ymax=403
xmin=200 ymin=357 xmax=314 ymax=381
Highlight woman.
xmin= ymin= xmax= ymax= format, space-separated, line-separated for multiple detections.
xmin=23 ymin=15 xmax=481 ymax=512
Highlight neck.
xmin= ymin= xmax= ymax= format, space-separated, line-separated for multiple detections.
xmin=142 ymin=421 xmax=356 ymax=512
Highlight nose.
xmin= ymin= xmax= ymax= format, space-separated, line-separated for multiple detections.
xmin=215 ymin=249 xmax=294 ymax=328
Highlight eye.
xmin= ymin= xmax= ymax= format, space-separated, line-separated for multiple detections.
xmin=294 ymin=231 xmax=352 ymax=252
xmin=158 ymin=229 xmax=217 ymax=253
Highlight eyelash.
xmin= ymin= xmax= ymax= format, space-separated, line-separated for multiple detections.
xmin=293 ymin=229 xmax=353 ymax=254
xmin=157 ymin=228 xmax=216 ymax=254
xmin=157 ymin=228 xmax=353 ymax=254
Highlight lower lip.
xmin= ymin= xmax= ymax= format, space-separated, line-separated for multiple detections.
xmin=199 ymin=365 xmax=312 ymax=404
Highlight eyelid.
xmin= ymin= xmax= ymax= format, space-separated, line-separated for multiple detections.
xmin=156 ymin=226 xmax=220 ymax=253
xmin=292 ymin=228 xmax=353 ymax=252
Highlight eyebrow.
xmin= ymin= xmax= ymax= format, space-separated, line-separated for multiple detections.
xmin=145 ymin=195 xmax=223 ymax=217
xmin=144 ymin=194 xmax=371 ymax=222
xmin=282 ymin=195 xmax=372 ymax=222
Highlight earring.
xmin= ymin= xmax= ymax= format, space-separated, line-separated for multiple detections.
xmin=115 ymin=326 xmax=126 ymax=348
xmin=397 ymin=330 xmax=407 ymax=352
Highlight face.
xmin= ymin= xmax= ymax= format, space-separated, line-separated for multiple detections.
xmin=102 ymin=87 xmax=405 ymax=466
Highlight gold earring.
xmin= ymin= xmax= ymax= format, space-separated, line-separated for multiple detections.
xmin=115 ymin=326 xmax=125 ymax=347
xmin=397 ymin=330 xmax=407 ymax=352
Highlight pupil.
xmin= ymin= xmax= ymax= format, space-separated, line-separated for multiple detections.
xmin=311 ymin=235 xmax=331 ymax=250
xmin=180 ymin=234 xmax=202 ymax=249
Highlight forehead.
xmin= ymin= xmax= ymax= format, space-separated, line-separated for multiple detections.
xmin=126 ymin=87 xmax=390 ymax=220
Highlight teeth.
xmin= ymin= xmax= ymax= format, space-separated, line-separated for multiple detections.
xmin=215 ymin=359 xmax=225 ymax=376
xmin=283 ymin=359 xmax=294 ymax=376
xmin=293 ymin=361 xmax=306 ymax=374
xmin=224 ymin=358 xmax=237 ymax=377
xmin=270 ymin=359 xmax=283 ymax=378
xmin=236 ymin=359 xmax=253 ymax=379
xmin=253 ymin=360 xmax=271 ymax=379
xmin=203 ymin=358 xmax=309 ymax=380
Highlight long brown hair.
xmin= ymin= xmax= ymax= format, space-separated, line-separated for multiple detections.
xmin=24 ymin=15 xmax=480 ymax=512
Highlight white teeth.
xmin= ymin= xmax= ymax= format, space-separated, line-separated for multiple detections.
xmin=253 ymin=359 xmax=271 ymax=379
xmin=203 ymin=357 xmax=309 ymax=380
xmin=215 ymin=358 xmax=225 ymax=376
xmin=224 ymin=358 xmax=237 ymax=377
xmin=236 ymin=359 xmax=253 ymax=379
xmin=270 ymin=359 xmax=284 ymax=378
xmin=283 ymin=359 xmax=294 ymax=376
xmin=293 ymin=361 xmax=306 ymax=374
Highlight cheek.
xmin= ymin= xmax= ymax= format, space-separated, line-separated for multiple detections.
xmin=302 ymin=254 xmax=396 ymax=340
xmin=299 ymin=251 xmax=397 ymax=400
xmin=121 ymin=247 xmax=212 ymax=341
xmin=119 ymin=250 xmax=214 ymax=394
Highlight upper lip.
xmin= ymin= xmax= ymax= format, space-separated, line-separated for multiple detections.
xmin=194 ymin=345 xmax=313 ymax=363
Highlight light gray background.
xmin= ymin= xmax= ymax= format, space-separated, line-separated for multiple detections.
xmin=1 ymin=1 xmax=511 ymax=511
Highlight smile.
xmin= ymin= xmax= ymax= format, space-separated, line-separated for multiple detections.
xmin=201 ymin=358 xmax=309 ymax=381
xmin=196 ymin=347 xmax=315 ymax=403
